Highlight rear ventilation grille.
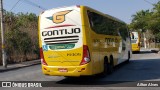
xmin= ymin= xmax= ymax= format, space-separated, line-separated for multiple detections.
xmin=44 ymin=35 xmax=79 ymax=45
xmin=131 ymin=40 xmax=137 ymax=43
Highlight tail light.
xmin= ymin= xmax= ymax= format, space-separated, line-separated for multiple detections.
xmin=40 ymin=48 xmax=48 ymax=66
xmin=138 ymin=42 xmax=140 ymax=47
xmin=80 ymin=45 xmax=90 ymax=65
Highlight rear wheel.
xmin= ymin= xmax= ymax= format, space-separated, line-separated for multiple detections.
xmin=100 ymin=56 xmax=114 ymax=77
xmin=100 ymin=57 xmax=108 ymax=77
xmin=107 ymin=56 xmax=114 ymax=74
xmin=126 ymin=51 xmax=130 ymax=63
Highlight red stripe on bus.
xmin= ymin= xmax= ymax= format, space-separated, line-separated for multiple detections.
xmin=45 ymin=24 xmax=75 ymax=29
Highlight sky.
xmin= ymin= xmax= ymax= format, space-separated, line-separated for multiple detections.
xmin=3 ymin=0 xmax=160 ymax=24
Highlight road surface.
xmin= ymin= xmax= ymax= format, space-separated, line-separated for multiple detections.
xmin=0 ymin=50 xmax=160 ymax=90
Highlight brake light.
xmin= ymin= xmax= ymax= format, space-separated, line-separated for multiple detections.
xmin=40 ymin=48 xmax=48 ymax=66
xmin=138 ymin=42 xmax=140 ymax=47
xmin=80 ymin=45 xmax=90 ymax=65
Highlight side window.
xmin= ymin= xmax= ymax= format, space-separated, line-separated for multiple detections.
xmin=118 ymin=25 xmax=128 ymax=41
xmin=87 ymin=11 xmax=118 ymax=36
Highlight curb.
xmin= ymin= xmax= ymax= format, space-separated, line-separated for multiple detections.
xmin=0 ymin=60 xmax=41 ymax=72
xmin=151 ymin=50 xmax=159 ymax=53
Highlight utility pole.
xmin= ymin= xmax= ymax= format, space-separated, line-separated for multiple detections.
xmin=143 ymin=32 xmax=147 ymax=49
xmin=0 ymin=0 xmax=7 ymax=68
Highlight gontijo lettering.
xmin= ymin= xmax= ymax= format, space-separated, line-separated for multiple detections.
xmin=42 ymin=28 xmax=81 ymax=36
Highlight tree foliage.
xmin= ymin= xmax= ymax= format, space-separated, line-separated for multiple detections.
xmin=129 ymin=1 xmax=160 ymax=40
xmin=0 ymin=10 xmax=38 ymax=64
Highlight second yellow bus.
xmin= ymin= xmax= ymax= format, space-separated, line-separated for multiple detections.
xmin=130 ymin=32 xmax=141 ymax=53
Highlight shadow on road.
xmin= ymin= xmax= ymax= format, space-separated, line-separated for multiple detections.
xmin=55 ymin=75 xmax=133 ymax=86
xmin=133 ymin=51 xmax=156 ymax=54
xmin=55 ymin=58 xmax=160 ymax=86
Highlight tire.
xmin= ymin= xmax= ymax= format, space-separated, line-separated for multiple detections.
xmin=107 ymin=56 xmax=114 ymax=74
xmin=100 ymin=56 xmax=114 ymax=77
xmin=100 ymin=57 xmax=108 ymax=77
xmin=126 ymin=51 xmax=130 ymax=63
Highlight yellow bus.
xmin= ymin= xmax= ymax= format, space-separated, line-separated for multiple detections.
xmin=130 ymin=32 xmax=140 ymax=53
xmin=38 ymin=5 xmax=132 ymax=77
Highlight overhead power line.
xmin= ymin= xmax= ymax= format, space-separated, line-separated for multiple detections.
xmin=10 ymin=0 xmax=21 ymax=11
xmin=144 ymin=0 xmax=154 ymax=5
xmin=22 ymin=0 xmax=46 ymax=10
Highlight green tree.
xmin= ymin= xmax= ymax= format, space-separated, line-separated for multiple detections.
xmin=1 ymin=10 xmax=39 ymax=64
xmin=130 ymin=10 xmax=152 ymax=31
xmin=148 ymin=1 xmax=160 ymax=40
xmin=5 ymin=29 xmax=32 ymax=62
xmin=129 ymin=1 xmax=160 ymax=48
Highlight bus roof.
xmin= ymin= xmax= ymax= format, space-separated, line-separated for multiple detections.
xmin=39 ymin=5 xmax=79 ymax=15
xmin=83 ymin=6 xmax=126 ymax=24
xmin=40 ymin=5 xmax=126 ymax=24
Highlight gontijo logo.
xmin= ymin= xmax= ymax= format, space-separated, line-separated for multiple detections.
xmin=47 ymin=10 xmax=72 ymax=24
xmin=42 ymin=9 xmax=82 ymax=50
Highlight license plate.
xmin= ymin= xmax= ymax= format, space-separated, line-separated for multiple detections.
xmin=58 ymin=68 xmax=68 ymax=72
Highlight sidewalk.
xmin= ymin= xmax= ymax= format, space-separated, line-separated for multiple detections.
xmin=0 ymin=59 xmax=41 ymax=72
xmin=139 ymin=47 xmax=160 ymax=59
xmin=141 ymin=47 xmax=160 ymax=52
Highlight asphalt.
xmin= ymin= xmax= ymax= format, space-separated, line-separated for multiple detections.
xmin=0 ymin=48 xmax=159 ymax=73
xmin=0 ymin=59 xmax=41 ymax=72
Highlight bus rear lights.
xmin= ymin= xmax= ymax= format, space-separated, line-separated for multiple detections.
xmin=44 ymin=67 xmax=47 ymax=70
xmin=81 ymin=68 xmax=85 ymax=71
xmin=78 ymin=68 xmax=85 ymax=72
xmin=40 ymin=48 xmax=48 ymax=66
xmin=84 ymin=57 xmax=90 ymax=62
xmin=138 ymin=43 xmax=140 ymax=47
xmin=44 ymin=68 xmax=51 ymax=72
xmin=80 ymin=45 xmax=91 ymax=65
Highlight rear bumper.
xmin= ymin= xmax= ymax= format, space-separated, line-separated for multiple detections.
xmin=132 ymin=44 xmax=140 ymax=52
xmin=41 ymin=63 xmax=93 ymax=77
xmin=132 ymin=47 xmax=140 ymax=52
